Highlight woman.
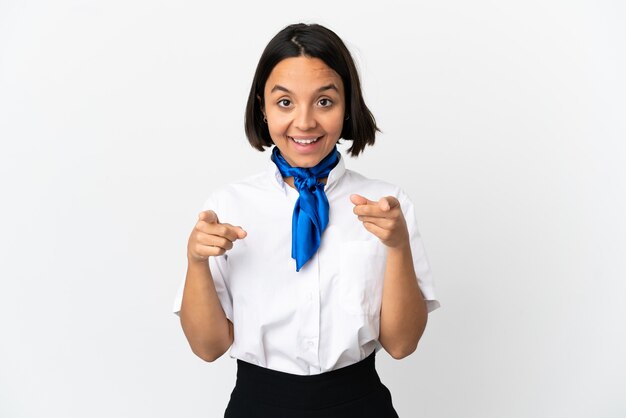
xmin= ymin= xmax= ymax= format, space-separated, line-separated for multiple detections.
xmin=173 ymin=23 xmax=440 ymax=417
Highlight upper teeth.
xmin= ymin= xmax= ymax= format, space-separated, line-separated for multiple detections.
xmin=292 ymin=137 xmax=318 ymax=144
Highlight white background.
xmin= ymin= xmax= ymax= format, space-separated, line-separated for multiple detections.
xmin=1 ymin=0 xmax=625 ymax=417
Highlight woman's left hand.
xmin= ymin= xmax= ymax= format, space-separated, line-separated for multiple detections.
xmin=350 ymin=194 xmax=410 ymax=249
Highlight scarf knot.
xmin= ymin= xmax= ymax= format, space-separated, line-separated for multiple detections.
xmin=271 ymin=147 xmax=340 ymax=272
xmin=293 ymin=173 xmax=320 ymax=193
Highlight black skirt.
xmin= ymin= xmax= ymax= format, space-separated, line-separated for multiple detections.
xmin=224 ymin=350 xmax=399 ymax=417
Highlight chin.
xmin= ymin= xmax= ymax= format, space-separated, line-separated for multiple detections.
xmin=290 ymin=157 xmax=322 ymax=168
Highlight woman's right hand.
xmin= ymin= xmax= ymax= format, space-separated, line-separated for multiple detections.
xmin=187 ymin=210 xmax=247 ymax=263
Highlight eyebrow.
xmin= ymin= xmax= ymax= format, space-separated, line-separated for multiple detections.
xmin=270 ymin=84 xmax=339 ymax=94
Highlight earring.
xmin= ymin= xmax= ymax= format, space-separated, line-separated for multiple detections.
xmin=263 ymin=116 xmax=268 ymax=123
xmin=345 ymin=114 xmax=350 ymax=121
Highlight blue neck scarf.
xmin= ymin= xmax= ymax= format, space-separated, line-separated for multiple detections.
xmin=271 ymin=146 xmax=340 ymax=272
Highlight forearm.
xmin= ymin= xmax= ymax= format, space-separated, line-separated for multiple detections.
xmin=179 ymin=259 xmax=233 ymax=362
xmin=378 ymin=243 xmax=428 ymax=359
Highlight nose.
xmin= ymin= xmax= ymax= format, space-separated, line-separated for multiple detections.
xmin=293 ymin=106 xmax=317 ymax=131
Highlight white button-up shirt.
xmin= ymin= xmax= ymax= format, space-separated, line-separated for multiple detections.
xmin=173 ymin=153 xmax=439 ymax=375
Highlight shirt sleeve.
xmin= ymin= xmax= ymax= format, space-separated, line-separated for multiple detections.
xmin=398 ymin=188 xmax=441 ymax=313
xmin=172 ymin=194 xmax=234 ymax=321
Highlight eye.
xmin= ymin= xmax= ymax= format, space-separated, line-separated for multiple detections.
xmin=318 ymin=98 xmax=333 ymax=107
xmin=277 ymin=99 xmax=291 ymax=108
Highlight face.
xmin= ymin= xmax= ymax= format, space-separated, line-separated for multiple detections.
xmin=262 ymin=56 xmax=346 ymax=168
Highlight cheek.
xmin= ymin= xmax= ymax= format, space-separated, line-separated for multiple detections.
xmin=325 ymin=114 xmax=345 ymax=135
xmin=267 ymin=114 xmax=289 ymax=134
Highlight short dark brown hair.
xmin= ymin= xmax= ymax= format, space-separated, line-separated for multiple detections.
xmin=244 ymin=23 xmax=379 ymax=157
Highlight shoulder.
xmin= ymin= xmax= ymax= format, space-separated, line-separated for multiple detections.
xmin=201 ymin=169 xmax=273 ymax=210
xmin=342 ymin=168 xmax=410 ymax=199
xmin=215 ymin=170 xmax=270 ymax=196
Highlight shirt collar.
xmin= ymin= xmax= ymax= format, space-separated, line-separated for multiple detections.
xmin=266 ymin=151 xmax=346 ymax=193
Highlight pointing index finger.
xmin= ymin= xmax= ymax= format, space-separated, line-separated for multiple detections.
xmin=219 ymin=223 xmax=247 ymax=242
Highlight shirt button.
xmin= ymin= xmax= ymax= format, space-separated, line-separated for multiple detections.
xmin=307 ymin=341 xmax=314 ymax=348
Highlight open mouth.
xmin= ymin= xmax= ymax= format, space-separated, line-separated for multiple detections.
xmin=289 ymin=136 xmax=321 ymax=145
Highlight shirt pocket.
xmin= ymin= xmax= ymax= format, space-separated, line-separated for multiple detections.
xmin=338 ymin=240 xmax=386 ymax=317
